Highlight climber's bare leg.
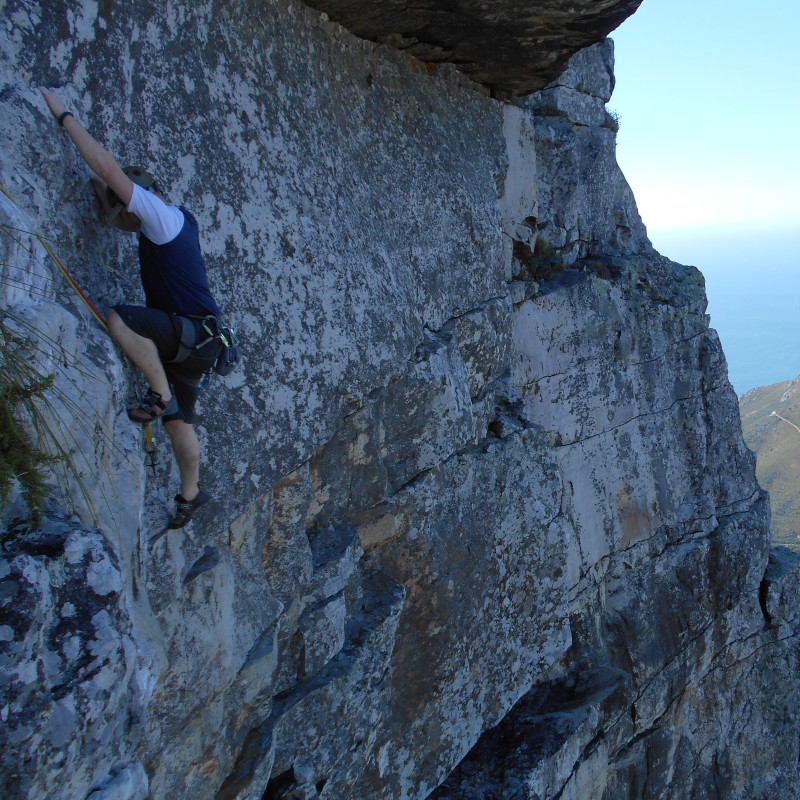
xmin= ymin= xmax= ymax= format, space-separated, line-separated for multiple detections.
xmin=107 ymin=309 xmax=172 ymax=401
xmin=164 ymin=419 xmax=200 ymax=501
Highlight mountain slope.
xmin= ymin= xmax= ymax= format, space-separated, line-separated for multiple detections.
xmin=740 ymin=376 xmax=800 ymax=551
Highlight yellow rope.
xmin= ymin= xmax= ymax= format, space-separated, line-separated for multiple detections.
xmin=0 ymin=181 xmax=108 ymax=331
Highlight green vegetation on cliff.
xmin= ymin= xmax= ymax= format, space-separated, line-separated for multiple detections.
xmin=0 ymin=323 xmax=55 ymax=528
xmin=740 ymin=377 xmax=800 ymax=551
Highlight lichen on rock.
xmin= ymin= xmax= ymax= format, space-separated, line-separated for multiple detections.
xmin=1 ymin=2 xmax=798 ymax=799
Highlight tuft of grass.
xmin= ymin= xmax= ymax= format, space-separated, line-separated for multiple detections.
xmin=0 ymin=208 xmax=136 ymax=535
xmin=0 ymin=324 xmax=61 ymax=527
xmin=604 ymin=109 xmax=621 ymax=133
xmin=0 ymin=309 xmax=129 ymax=535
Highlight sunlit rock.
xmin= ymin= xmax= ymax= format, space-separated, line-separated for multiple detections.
xmin=1 ymin=2 xmax=797 ymax=799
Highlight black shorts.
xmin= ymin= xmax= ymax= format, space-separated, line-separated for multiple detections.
xmin=112 ymin=305 xmax=220 ymax=424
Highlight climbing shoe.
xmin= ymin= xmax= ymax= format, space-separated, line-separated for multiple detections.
xmin=127 ymin=388 xmax=178 ymax=424
xmin=168 ymin=488 xmax=211 ymax=529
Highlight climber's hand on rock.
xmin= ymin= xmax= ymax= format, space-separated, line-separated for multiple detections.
xmin=39 ymin=87 xmax=66 ymax=120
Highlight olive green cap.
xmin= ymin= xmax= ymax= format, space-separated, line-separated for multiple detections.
xmin=106 ymin=165 xmax=157 ymax=211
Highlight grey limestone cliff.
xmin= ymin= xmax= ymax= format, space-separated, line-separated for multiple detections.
xmin=1 ymin=2 xmax=798 ymax=799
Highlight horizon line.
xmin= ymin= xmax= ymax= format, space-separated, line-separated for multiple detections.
xmin=646 ymin=219 xmax=800 ymax=235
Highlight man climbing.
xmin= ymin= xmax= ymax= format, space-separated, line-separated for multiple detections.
xmin=39 ymin=87 xmax=223 ymax=530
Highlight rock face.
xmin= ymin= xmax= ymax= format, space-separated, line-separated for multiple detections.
xmin=0 ymin=520 xmax=151 ymax=800
xmin=524 ymin=42 xmax=652 ymax=267
xmin=1 ymin=2 xmax=798 ymax=800
xmin=303 ymin=0 xmax=645 ymax=96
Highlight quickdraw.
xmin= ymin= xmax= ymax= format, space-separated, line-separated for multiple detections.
xmin=143 ymin=422 xmax=158 ymax=477
xmin=168 ymin=313 xmax=240 ymax=376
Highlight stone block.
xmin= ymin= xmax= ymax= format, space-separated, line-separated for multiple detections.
xmin=0 ymin=521 xmax=148 ymax=800
xmin=378 ymin=329 xmax=474 ymax=491
xmin=86 ymin=763 xmax=148 ymax=800
xmin=450 ymin=299 xmax=513 ymax=399
xmin=299 ymin=594 xmax=347 ymax=677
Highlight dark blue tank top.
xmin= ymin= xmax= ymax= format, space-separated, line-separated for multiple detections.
xmin=138 ymin=208 xmax=222 ymax=318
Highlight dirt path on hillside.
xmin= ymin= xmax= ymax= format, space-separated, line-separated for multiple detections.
xmin=770 ymin=411 xmax=800 ymax=435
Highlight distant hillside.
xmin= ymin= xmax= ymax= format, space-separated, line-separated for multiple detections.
xmin=740 ymin=376 xmax=800 ymax=551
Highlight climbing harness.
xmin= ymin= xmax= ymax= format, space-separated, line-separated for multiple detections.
xmin=168 ymin=314 xmax=241 ymax=376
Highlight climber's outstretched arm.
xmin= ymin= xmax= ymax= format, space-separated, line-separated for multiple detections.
xmin=39 ymin=87 xmax=133 ymax=206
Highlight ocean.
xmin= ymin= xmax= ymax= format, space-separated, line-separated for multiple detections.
xmin=649 ymin=224 xmax=800 ymax=396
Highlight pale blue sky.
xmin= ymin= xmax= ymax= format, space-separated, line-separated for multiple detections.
xmin=610 ymin=0 xmax=800 ymax=393
xmin=611 ymin=0 xmax=800 ymax=233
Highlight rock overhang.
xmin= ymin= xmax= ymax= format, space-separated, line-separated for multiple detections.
xmin=301 ymin=0 xmax=645 ymax=97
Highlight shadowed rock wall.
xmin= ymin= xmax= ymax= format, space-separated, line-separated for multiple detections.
xmin=1 ymin=2 xmax=798 ymax=800
xmin=302 ymin=0 xmax=645 ymax=96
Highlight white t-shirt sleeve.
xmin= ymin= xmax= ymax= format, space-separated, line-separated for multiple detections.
xmin=127 ymin=183 xmax=185 ymax=244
